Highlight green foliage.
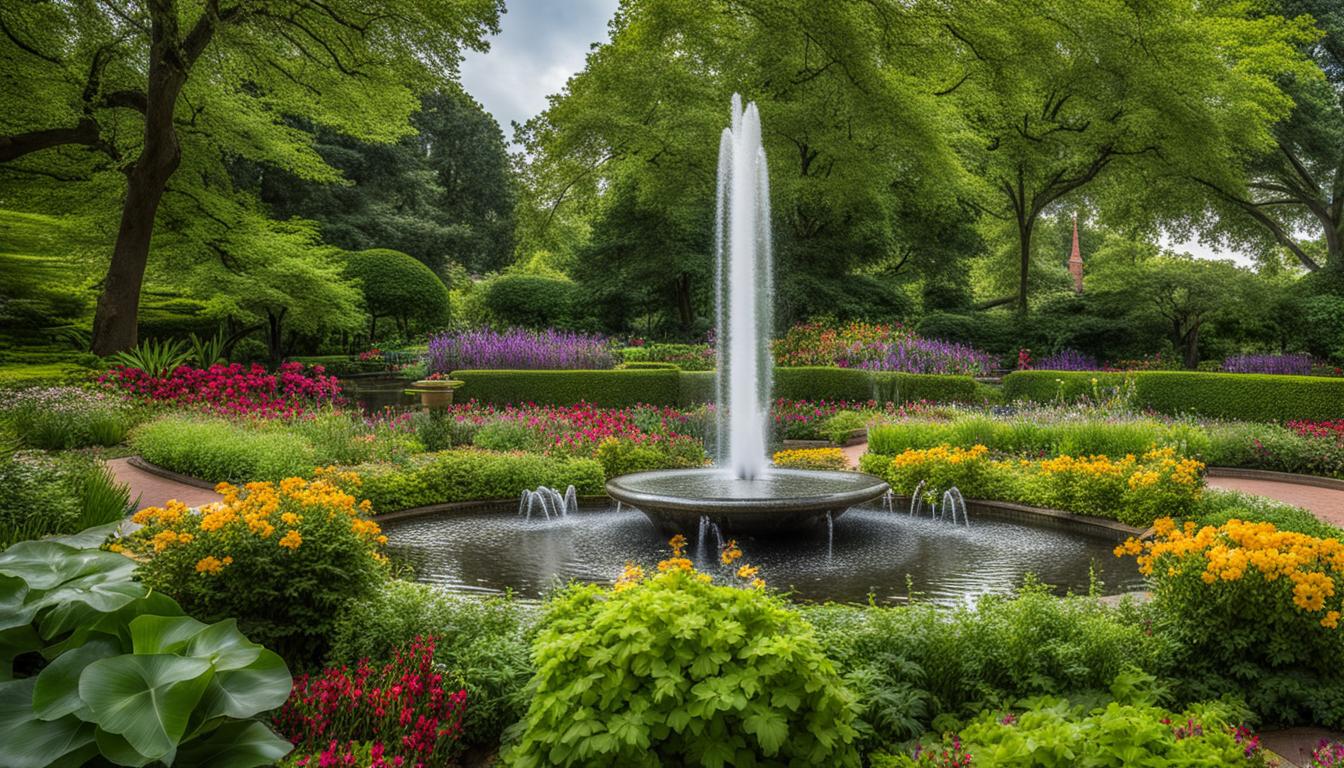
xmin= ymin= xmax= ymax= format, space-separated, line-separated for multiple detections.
xmin=504 ymin=569 xmax=862 ymax=767
xmin=344 ymin=249 xmax=452 ymax=337
xmin=131 ymin=416 xmax=316 ymax=483
xmin=1204 ymin=421 xmax=1344 ymax=478
xmin=593 ymin=436 xmax=709 ymax=478
xmin=352 ymin=450 xmax=605 ymax=513
xmin=187 ymin=327 xmax=227 ymax=368
xmin=483 ymin=274 xmax=579 ymax=329
xmin=679 ymin=371 xmax=716 ymax=404
xmin=820 ymin=410 xmax=870 ymax=444
xmin=328 ymin=580 xmax=537 ymax=748
xmin=804 ymin=584 xmax=1165 ymax=752
xmin=1 ymin=386 xmax=135 ymax=450
xmin=0 ymin=454 xmax=131 ymax=549
xmin=1005 ymin=370 xmax=1344 ymax=421
xmin=1192 ymin=490 xmax=1341 ymax=538
xmin=108 ymin=337 xmax=191 ymax=377
xmin=873 ymin=683 xmax=1261 ymax=767
xmin=620 ymin=343 xmax=716 ymax=371
xmin=454 ymin=368 xmax=684 ymax=407
xmin=472 ymin=421 xmax=548 ymax=453
xmin=0 ymin=528 xmax=292 ymax=768
xmin=867 ymin=415 xmax=1211 ymax=459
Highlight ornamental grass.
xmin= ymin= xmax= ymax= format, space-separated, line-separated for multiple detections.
xmin=121 ymin=469 xmax=388 ymax=663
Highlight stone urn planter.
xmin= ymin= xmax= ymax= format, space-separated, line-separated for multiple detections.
xmin=406 ymin=378 xmax=464 ymax=409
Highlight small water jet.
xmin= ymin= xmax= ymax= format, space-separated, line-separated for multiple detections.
xmin=518 ymin=485 xmax=577 ymax=522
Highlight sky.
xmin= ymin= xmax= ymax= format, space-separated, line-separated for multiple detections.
xmin=460 ymin=0 xmax=1255 ymax=265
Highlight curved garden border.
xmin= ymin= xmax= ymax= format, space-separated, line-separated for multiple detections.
xmin=127 ymin=456 xmax=220 ymax=491
xmin=1206 ymin=466 xmax=1344 ymax=492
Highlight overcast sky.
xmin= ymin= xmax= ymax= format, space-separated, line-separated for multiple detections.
xmin=460 ymin=0 xmax=1256 ymax=265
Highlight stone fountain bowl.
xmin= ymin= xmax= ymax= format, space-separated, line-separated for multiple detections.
xmin=605 ymin=467 xmax=890 ymax=536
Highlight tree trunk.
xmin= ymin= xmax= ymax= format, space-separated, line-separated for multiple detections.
xmin=1181 ymin=321 xmax=1201 ymax=370
xmin=266 ymin=307 xmax=288 ymax=365
xmin=90 ymin=7 xmax=190 ymax=355
xmin=1016 ymin=219 xmax=1034 ymax=314
xmin=675 ymin=272 xmax=693 ymax=336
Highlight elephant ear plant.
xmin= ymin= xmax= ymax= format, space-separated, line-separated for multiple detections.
xmin=0 ymin=524 xmax=293 ymax=768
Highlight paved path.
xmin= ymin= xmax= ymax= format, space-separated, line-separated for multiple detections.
xmin=1262 ymin=727 xmax=1342 ymax=767
xmin=1205 ymin=476 xmax=1344 ymax=528
xmin=105 ymin=457 xmax=222 ymax=511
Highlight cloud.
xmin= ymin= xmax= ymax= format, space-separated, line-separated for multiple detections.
xmin=461 ymin=0 xmax=619 ymax=144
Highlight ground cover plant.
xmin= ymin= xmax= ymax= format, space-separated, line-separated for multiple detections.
xmin=102 ymin=361 xmax=343 ymax=418
xmin=0 ymin=451 xmax=131 ymax=547
xmin=0 ymin=385 xmax=137 ymax=449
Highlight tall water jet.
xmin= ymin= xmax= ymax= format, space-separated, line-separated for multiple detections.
xmin=604 ymin=95 xmax=888 ymax=536
xmin=715 ymin=94 xmax=773 ymax=480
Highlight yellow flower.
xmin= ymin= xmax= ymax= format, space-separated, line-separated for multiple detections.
xmin=279 ymin=530 xmax=303 ymax=550
xmin=195 ymin=555 xmax=231 ymax=575
xmin=721 ymin=541 xmax=743 ymax=565
xmin=736 ymin=564 xmax=759 ymax=580
xmin=669 ymin=534 xmax=687 ymax=557
xmin=657 ymin=557 xmax=693 ymax=572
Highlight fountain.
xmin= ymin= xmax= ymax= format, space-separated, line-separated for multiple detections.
xmin=518 ymin=485 xmax=578 ymax=522
xmin=605 ymin=95 xmax=888 ymax=536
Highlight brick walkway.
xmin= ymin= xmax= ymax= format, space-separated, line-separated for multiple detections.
xmin=1205 ymin=476 xmax=1344 ymax=528
xmin=105 ymin=457 xmax=222 ymax=511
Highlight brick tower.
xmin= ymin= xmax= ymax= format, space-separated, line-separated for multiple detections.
xmin=1068 ymin=213 xmax=1084 ymax=294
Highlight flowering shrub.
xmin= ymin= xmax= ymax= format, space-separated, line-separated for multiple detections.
xmin=122 ymin=471 xmax=388 ymax=662
xmin=1311 ymin=740 xmax=1344 ymax=767
xmin=274 ymin=637 xmax=468 ymax=768
xmin=772 ymin=447 xmax=850 ymax=470
xmin=1034 ymin=347 xmax=1101 ymax=371
xmin=102 ymin=361 xmax=342 ymax=418
xmin=866 ymin=445 xmax=1205 ymax=526
xmin=0 ymin=385 xmax=133 ymax=448
xmin=503 ymin=539 xmax=861 ymax=766
xmin=773 ymin=321 xmax=996 ymax=375
xmin=1288 ymin=419 xmax=1344 ymax=440
xmin=426 ymin=327 xmax=615 ymax=373
xmin=1117 ymin=518 xmax=1344 ymax=726
xmin=1222 ymin=352 xmax=1314 ymax=375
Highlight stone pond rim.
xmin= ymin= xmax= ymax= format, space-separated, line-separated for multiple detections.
xmin=605 ymin=467 xmax=891 ymax=536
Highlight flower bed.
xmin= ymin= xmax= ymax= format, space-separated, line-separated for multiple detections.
xmin=0 ymin=385 xmax=134 ymax=448
xmin=774 ymin=321 xmax=997 ymax=375
xmin=102 ymin=361 xmax=342 ymax=418
xmin=772 ymin=446 xmax=850 ymax=470
xmin=427 ymin=327 xmax=616 ymax=373
xmin=1223 ymin=352 xmax=1314 ymax=375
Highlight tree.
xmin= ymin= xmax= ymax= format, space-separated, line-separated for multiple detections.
xmin=518 ymin=0 xmax=964 ymax=331
xmin=0 ymin=0 xmax=502 ymax=353
xmin=936 ymin=0 xmax=1313 ymax=311
xmin=1170 ymin=1 xmax=1343 ymax=273
xmin=251 ymin=87 xmax=516 ymax=274
xmin=343 ymin=249 xmax=450 ymax=340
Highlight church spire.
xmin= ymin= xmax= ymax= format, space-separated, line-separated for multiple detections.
xmin=1068 ymin=213 xmax=1084 ymax=294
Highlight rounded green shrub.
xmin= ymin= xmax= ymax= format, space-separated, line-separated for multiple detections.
xmin=483 ymin=273 xmax=579 ymax=328
xmin=345 ymin=248 xmax=451 ymax=334
xmin=504 ymin=568 xmax=861 ymax=767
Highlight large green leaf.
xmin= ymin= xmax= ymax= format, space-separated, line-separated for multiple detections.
xmin=93 ymin=729 xmax=158 ymax=767
xmin=26 ymin=568 xmax=144 ymax=617
xmin=181 ymin=619 xmax=263 ymax=671
xmin=196 ymin=650 xmax=291 ymax=721
xmin=0 ymin=678 xmax=98 ymax=768
xmin=0 ymin=574 xmax=34 ymax=632
xmin=32 ymin=637 xmax=121 ymax=721
xmin=0 ymin=542 xmax=129 ymax=590
xmin=128 ymin=615 xmax=208 ymax=656
xmin=0 ymin=625 xmax=41 ymax=682
xmin=43 ymin=523 xmax=123 ymax=550
xmin=174 ymin=720 xmax=293 ymax=768
xmin=78 ymin=654 xmax=213 ymax=761
xmin=41 ymin=591 xmax=181 ymax=644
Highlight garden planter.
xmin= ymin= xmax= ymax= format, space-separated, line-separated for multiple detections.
xmin=407 ymin=379 xmax=464 ymax=409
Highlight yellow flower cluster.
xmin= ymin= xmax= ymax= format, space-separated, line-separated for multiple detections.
xmin=1116 ymin=517 xmax=1344 ymax=629
xmin=1036 ymin=447 xmax=1202 ymax=488
xmin=891 ymin=444 xmax=989 ymax=469
xmin=125 ymin=474 xmax=386 ymax=577
xmin=772 ymin=447 xmax=849 ymax=471
xmin=625 ymin=535 xmax=767 ymax=590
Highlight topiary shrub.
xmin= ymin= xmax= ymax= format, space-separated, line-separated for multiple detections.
xmin=483 ymin=273 xmax=579 ymax=328
xmin=345 ymin=248 xmax=451 ymax=336
xmin=503 ymin=562 xmax=862 ymax=767
xmin=1001 ymin=370 xmax=1129 ymax=403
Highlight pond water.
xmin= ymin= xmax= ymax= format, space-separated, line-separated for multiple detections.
xmin=338 ymin=374 xmax=415 ymax=414
xmin=382 ymin=505 xmax=1144 ymax=606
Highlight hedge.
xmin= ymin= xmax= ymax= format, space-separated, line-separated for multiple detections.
xmin=453 ymin=369 xmax=683 ymax=406
xmin=1003 ymin=369 xmax=1344 ymax=421
xmin=456 ymin=367 xmax=985 ymax=407
xmin=353 ymin=450 xmax=605 ymax=513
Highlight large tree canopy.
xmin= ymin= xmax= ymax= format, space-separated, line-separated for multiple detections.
xmin=0 ymin=0 xmax=502 ymax=353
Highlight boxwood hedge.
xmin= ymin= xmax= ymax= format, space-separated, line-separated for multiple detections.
xmin=1004 ymin=370 xmax=1344 ymax=421
xmin=453 ymin=369 xmax=683 ymax=407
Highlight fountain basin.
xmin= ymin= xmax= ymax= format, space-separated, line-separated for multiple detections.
xmin=605 ymin=468 xmax=890 ymax=536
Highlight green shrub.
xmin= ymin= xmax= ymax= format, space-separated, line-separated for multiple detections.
xmin=454 ymin=368 xmax=683 ymax=406
xmin=328 ymin=580 xmax=537 ymax=749
xmin=868 ymin=416 xmax=1211 ymax=460
xmin=409 ymin=409 xmax=478 ymax=450
xmin=592 ymin=435 xmax=708 ymax=477
xmin=352 ymin=449 xmax=605 ymax=512
xmin=1 ymin=385 xmax=135 ymax=449
xmin=871 ymin=372 xmax=983 ymax=405
xmin=1005 ymin=370 xmax=1344 ymax=421
xmin=473 ymin=420 xmax=548 ymax=452
xmin=125 ymin=472 xmax=388 ymax=665
xmin=0 ymin=454 xmax=131 ymax=548
xmin=131 ymin=415 xmax=316 ymax=482
xmin=678 ymin=370 xmax=715 ymax=404
xmin=1205 ymin=421 xmax=1344 ymax=477
xmin=820 ymin=410 xmax=870 ymax=444
xmin=345 ymin=248 xmax=451 ymax=334
xmin=620 ymin=360 xmax=682 ymax=370
xmin=873 ymin=680 xmax=1262 ymax=767
xmin=804 ymin=584 xmax=1164 ymax=750
xmin=503 ymin=568 xmax=862 ymax=767
xmin=619 ymin=343 xmax=715 ymax=371
xmin=0 ymin=527 xmax=292 ymax=768
xmin=483 ymin=273 xmax=578 ymax=328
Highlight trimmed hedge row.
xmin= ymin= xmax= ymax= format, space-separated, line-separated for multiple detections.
xmin=1003 ymin=370 xmax=1344 ymax=421
xmin=353 ymin=450 xmax=605 ymax=513
xmin=456 ymin=367 xmax=982 ymax=407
